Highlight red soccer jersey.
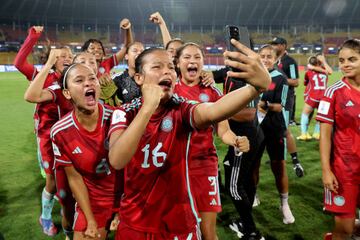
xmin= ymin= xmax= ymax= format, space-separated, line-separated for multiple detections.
xmin=174 ymin=80 xmax=222 ymax=175
xmin=108 ymin=96 xmax=201 ymax=234
xmin=51 ymin=103 xmax=122 ymax=207
xmin=97 ymin=54 xmax=118 ymax=78
xmin=304 ymin=70 xmax=328 ymax=101
xmin=316 ymin=78 xmax=360 ymax=184
xmin=47 ymin=83 xmax=73 ymax=117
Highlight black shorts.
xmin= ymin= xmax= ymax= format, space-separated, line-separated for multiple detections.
xmin=260 ymin=127 xmax=286 ymax=162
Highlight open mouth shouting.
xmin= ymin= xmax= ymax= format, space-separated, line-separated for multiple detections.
xmin=158 ymin=79 xmax=172 ymax=91
xmin=187 ymin=65 xmax=198 ymax=78
xmin=84 ymin=88 xmax=97 ymax=106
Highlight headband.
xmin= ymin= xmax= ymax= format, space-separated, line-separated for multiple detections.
xmin=62 ymin=63 xmax=79 ymax=89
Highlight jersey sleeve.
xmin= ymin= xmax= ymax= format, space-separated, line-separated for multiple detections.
xmin=13 ymin=27 xmax=41 ymax=81
xmin=288 ymin=58 xmax=299 ymax=79
xmin=52 ymin=135 xmax=73 ymax=169
xmin=274 ymin=77 xmax=289 ymax=107
xmin=47 ymin=83 xmax=62 ymax=102
xmin=108 ymin=107 xmax=133 ymax=137
xmin=180 ymin=101 xmax=199 ymax=130
xmin=304 ymin=72 xmax=310 ymax=86
xmin=316 ymin=91 xmax=335 ymax=125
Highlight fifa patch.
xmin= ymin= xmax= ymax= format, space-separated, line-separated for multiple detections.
xmin=318 ymin=100 xmax=330 ymax=115
xmin=199 ymin=93 xmax=210 ymax=102
xmin=334 ymin=195 xmax=345 ymax=206
xmin=112 ymin=109 xmax=127 ymax=124
xmin=161 ymin=117 xmax=173 ymax=132
xmin=52 ymin=143 xmax=61 ymax=156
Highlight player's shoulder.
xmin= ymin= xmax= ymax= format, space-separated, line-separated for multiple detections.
xmin=324 ymin=79 xmax=349 ymax=98
xmin=50 ymin=113 xmax=74 ymax=138
xmin=270 ymin=69 xmax=287 ymax=83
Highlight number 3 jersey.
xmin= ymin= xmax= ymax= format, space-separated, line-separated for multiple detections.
xmin=51 ymin=103 xmax=123 ymax=208
xmin=108 ymin=96 xmax=201 ymax=234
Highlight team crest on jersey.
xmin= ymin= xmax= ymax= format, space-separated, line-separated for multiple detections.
xmin=112 ymin=109 xmax=127 ymax=124
xmin=334 ymin=195 xmax=345 ymax=206
xmin=199 ymin=93 xmax=210 ymax=102
xmin=161 ymin=117 xmax=173 ymax=132
xmin=99 ymin=67 xmax=105 ymax=74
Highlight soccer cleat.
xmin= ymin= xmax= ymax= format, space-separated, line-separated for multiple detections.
xmin=39 ymin=216 xmax=58 ymax=237
xmin=312 ymin=133 xmax=320 ymax=140
xmin=297 ymin=133 xmax=312 ymax=141
xmin=280 ymin=204 xmax=295 ymax=224
xmin=324 ymin=232 xmax=332 ymax=240
xmin=242 ymin=230 xmax=265 ymax=240
xmin=253 ymin=194 xmax=260 ymax=207
xmin=228 ymin=220 xmax=244 ymax=238
xmin=293 ymin=163 xmax=304 ymax=177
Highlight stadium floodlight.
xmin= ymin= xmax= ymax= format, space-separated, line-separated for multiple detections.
xmin=290 ymin=47 xmax=295 ymax=51
xmin=217 ymin=47 xmax=223 ymax=50
xmin=253 ymin=47 xmax=259 ymax=51
xmin=206 ymin=47 xmax=211 ymax=50
xmin=76 ymin=46 xmax=82 ymax=50
xmin=328 ymin=47 xmax=335 ymax=51
xmin=37 ymin=45 xmax=43 ymax=49
xmin=315 ymin=47 xmax=322 ymax=51
xmin=302 ymin=47 xmax=309 ymax=51
xmin=51 ymin=46 xmax=56 ymax=49
xmin=112 ymin=46 xmax=117 ymax=50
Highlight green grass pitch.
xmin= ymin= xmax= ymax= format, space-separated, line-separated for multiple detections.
xmin=0 ymin=70 xmax=343 ymax=239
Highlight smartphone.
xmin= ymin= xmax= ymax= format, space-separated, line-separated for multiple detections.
xmin=224 ymin=25 xmax=251 ymax=73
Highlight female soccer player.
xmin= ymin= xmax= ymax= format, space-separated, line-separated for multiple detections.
xmin=51 ymin=63 xmax=122 ymax=240
xmin=14 ymin=26 xmax=73 ymax=237
xmin=317 ymin=39 xmax=360 ymax=240
xmin=108 ymin=39 xmax=270 ymax=239
xmin=112 ymin=41 xmax=144 ymax=103
xmin=174 ymin=42 xmax=250 ymax=240
xmin=298 ymin=55 xmax=332 ymax=141
xmin=257 ymin=44 xmax=295 ymax=226
xmin=81 ymin=18 xmax=133 ymax=77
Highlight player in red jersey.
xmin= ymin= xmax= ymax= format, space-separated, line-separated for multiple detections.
xmin=108 ymin=39 xmax=270 ymax=239
xmin=81 ymin=18 xmax=133 ymax=77
xmin=174 ymin=42 xmax=250 ymax=239
xmin=298 ymin=55 xmax=332 ymax=141
xmin=51 ymin=63 xmax=122 ymax=239
xmin=14 ymin=26 xmax=73 ymax=237
xmin=317 ymin=39 xmax=360 ymax=240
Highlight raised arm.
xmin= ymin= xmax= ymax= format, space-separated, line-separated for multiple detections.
xmin=193 ymin=39 xmax=271 ymax=129
xmin=24 ymin=49 xmax=60 ymax=103
xmin=216 ymin=120 xmax=250 ymax=152
xmin=64 ymin=166 xmax=100 ymax=238
xmin=114 ymin=18 xmax=134 ymax=63
xmin=14 ymin=26 xmax=43 ymax=80
xmin=317 ymin=54 xmax=333 ymax=75
xmin=149 ymin=12 xmax=172 ymax=47
xmin=109 ymin=84 xmax=164 ymax=170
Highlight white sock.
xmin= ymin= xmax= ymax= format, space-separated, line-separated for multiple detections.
xmin=280 ymin=192 xmax=289 ymax=206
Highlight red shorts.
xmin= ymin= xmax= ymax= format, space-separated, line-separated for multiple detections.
xmin=324 ymin=184 xmax=360 ymax=218
xmin=54 ymin=168 xmax=75 ymax=209
xmin=190 ymin=175 xmax=222 ymax=212
xmin=73 ymin=203 xmax=116 ymax=232
xmin=305 ymin=95 xmax=321 ymax=109
xmin=115 ymin=222 xmax=200 ymax=240
xmin=37 ymin=136 xmax=54 ymax=174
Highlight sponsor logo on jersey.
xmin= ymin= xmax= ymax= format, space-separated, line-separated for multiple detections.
xmin=112 ymin=109 xmax=127 ymax=124
xmin=334 ymin=195 xmax=345 ymax=206
xmin=161 ymin=116 xmax=173 ymax=132
xmin=72 ymin=146 xmax=82 ymax=154
xmin=122 ymin=89 xmax=129 ymax=95
xmin=318 ymin=100 xmax=330 ymax=115
xmin=345 ymin=100 xmax=354 ymax=107
xmin=186 ymin=100 xmax=199 ymax=105
xmin=210 ymin=198 xmax=218 ymax=206
xmin=199 ymin=93 xmax=210 ymax=102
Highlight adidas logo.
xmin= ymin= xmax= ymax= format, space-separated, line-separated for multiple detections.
xmin=122 ymin=89 xmax=128 ymax=95
xmin=210 ymin=198 xmax=217 ymax=206
xmin=72 ymin=146 xmax=82 ymax=154
xmin=345 ymin=100 xmax=354 ymax=107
